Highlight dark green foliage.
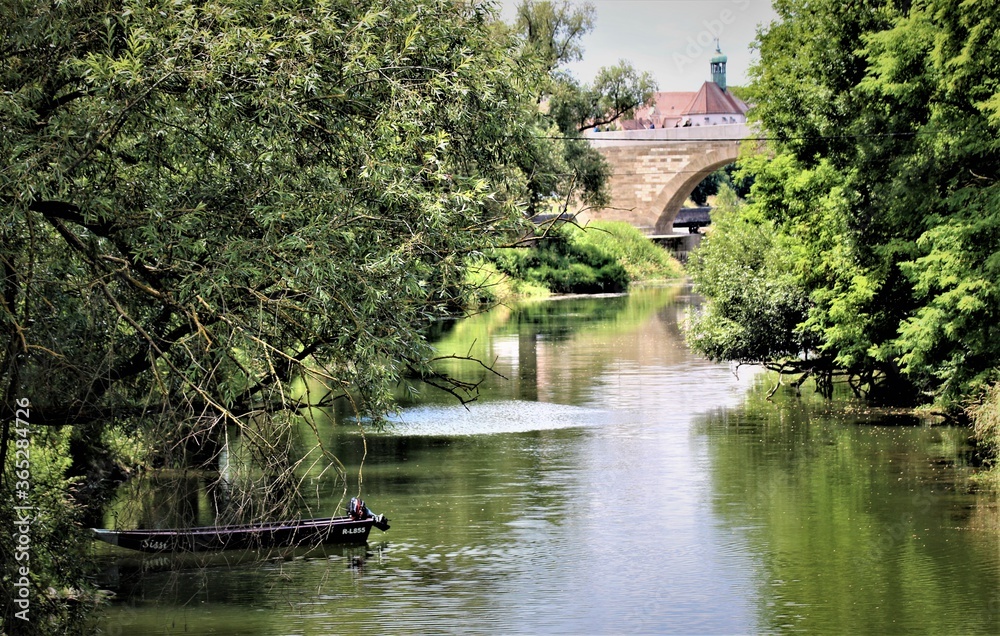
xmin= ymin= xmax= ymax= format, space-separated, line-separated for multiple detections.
xmin=510 ymin=1 xmax=655 ymax=216
xmin=568 ymin=220 xmax=681 ymax=282
xmin=0 ymin=0 xmax=556 ymax=630
xmin=691 ymin=0 xmax=1000 ymax=411
xmin=0 ymin=0 xmax=543 ymax=430
xmin=687 ymin=188 xmax=814 ymax=364
xmin=485 ymin=220 xmax=679 ymax=296
xmin=529 ymin=247 xmax=630 ymax=295
xmin=689 ymin=164 xmax=753 ymax=206
xmin=0 ymin=428 xmax=96 ymax=632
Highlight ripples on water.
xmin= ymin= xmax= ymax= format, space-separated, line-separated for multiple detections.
xmin=97 ymin=288 xmax=1000 ymax=635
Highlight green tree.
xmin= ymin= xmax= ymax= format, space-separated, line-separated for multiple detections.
xmin=689 ymin=0 xmax=1000 ymax=407
xmin=548 ymin=60 xmax=657 ymax=133
xmin=1 ymin=0 xmax=546 ymax=630
xmin=687 ymin=186 xmax=815 ymax=371
xmin=870 ymin=3 xmax=1000 ymax=401
xmin=510 ymin=0 xmax=656 ymax=216
xmin=1 ymin=0 xmax=544 ymax=437
xmin=513 ymin=0 xmax=594 ymax=72
xmin=689 ymin=164 xmax=753 ymax=206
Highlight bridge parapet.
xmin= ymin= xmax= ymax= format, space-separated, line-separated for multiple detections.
xmin=583 ymin=123 xmax=751 ymax=146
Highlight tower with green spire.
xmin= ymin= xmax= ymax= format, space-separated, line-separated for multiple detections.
xmin=711 ymin=40 xmax=727 ymax=91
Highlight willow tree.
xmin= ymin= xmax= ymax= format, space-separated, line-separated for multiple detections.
xmin=1 ymin=0 xmax=548 ymax=451
xmin=1 ymin=0 xmax=546 ymax=629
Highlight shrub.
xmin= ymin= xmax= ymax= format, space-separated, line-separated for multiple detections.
xmin=464 ymin=257 xmax=550 ymax=305
xmin=478 ymin=220 xmax=680 ymax=299
xmin=567 ymin=221 xmax=682 ymax=281
xmin=971 ymin=383 xmax=1000 ymax=460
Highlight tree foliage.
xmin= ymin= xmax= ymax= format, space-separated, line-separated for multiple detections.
xmin=509 ymin=0 xmax=656 ymax=216
xmin=513 ymin=0 xmax=594 ymax=72
xmin=688 ymin=0 xmax=1000 ymax=407
xmin=1 ymin=0 xmax=553 ymax=629
xmin=687 ymin=186 xmax=814 ymax=367
xmin=488 ymin=220 xmax=679 ymax=296
xmin=548 ymin=61 xmax=657 ymax=133
xmin=689 ymin=164 xmax=753 ymax=206
xmin=1 ymin=0 xmax=544 ymax=434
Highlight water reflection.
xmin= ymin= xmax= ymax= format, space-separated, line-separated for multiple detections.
xmin=97 ymin=286 xmax=1000 ymax=635
xmin=397 ymin=285 xmax=745 ymax=412
xmin=701 ymin=386 xmax=1000 ymax=634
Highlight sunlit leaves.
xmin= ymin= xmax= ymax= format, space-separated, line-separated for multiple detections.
xmin=687 ymin=187 xmax=812 ymax=365
xmin=698 ymin=0 xmax=1000 ymax=405
xmin=507 ymin=1 xmax=652 ymax=214
xmin=1 ymin=0 xmax=542 ymax=432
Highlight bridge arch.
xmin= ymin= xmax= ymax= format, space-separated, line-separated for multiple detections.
xmin=583 ymin=124 xmax=752 ymax=234
xmin=649 ymin=145 xmax=740 ymax=233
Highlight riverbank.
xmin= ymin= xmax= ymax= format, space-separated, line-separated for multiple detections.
xmin=467 ymin=220 xmax=683 ymax=305
xmin=471 ymin=217 xmax=1000 ymax=492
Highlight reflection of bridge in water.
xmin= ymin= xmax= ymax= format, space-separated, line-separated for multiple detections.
xmin=582 ymin=123 xmax=753 ymax=235
xmin=486 ymin=289 xmax=693 ymax=405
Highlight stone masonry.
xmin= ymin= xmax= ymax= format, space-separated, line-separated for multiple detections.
xmin=582 ymin=124 xmax=749 ymax=234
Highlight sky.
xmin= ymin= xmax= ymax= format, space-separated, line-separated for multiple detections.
xmin=499 ymin=0 xmax=778 ymax=92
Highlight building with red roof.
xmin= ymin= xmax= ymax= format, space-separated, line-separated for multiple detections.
xmin=617 ymin=44 xmax=748 ymax=130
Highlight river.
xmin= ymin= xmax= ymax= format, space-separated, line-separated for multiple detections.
xmin=96 ymin=285 xmax=1000 ymax=635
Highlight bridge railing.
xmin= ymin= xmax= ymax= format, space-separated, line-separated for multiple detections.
xmin=582 ymin=123 xmax=751 ymax=147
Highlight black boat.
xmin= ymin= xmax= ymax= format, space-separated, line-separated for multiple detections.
xmin=92 ymin=499 xmax=389 ymax=553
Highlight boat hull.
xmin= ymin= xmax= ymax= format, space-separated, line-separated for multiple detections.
xmin=92 ymin=516 xmax=378 ymax=553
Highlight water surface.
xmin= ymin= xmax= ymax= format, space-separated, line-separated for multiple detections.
xmin=97 ymin=286 xmax=1000 ymax=635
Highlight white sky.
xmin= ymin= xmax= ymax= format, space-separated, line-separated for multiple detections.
xmin=498 ymin=0 xmax=778 ymax=91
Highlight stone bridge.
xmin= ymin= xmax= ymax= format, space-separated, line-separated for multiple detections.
xmin=583 ymin=123 xmax=752 ymax=234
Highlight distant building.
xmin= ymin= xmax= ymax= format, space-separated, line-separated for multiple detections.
xmin=619 ymin=43 xmax=748 ymax=130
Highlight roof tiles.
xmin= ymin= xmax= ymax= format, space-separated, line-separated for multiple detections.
xmin=681 ymin=81 xmax=748 ymax=116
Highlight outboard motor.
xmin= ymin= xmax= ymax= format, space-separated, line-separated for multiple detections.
xmin=372 ymin=513 xmax=390 ymax=532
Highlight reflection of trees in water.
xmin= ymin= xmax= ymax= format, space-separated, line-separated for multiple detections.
xmin=656 ymin=286 xmax=701 ymax=344
xmin=105 ymin=412 xmax=354 ymax=532
xmin=99 ymin=541 xmax=377 ymax=623
xmin=700 ymin=385 xmax=998 ymax=634
xmin=392 ymin=287 xmax=687 ymax=407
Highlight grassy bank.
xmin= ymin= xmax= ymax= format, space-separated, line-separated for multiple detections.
xmin=466 ymin=220 xmax=683 ymax=305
